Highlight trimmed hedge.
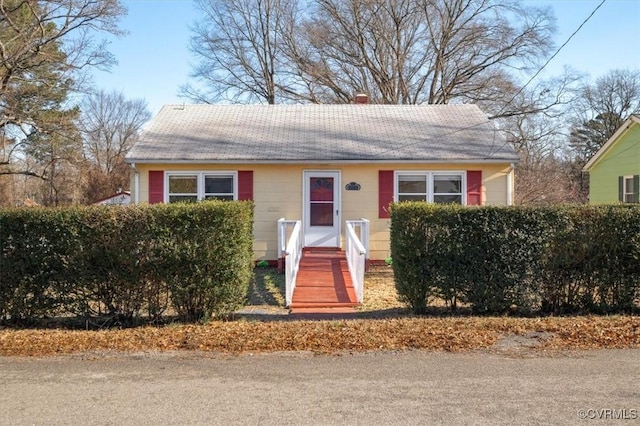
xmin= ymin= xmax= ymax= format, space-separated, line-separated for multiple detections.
xmin=390 ymin=203 xmax=640 ymax=315
xmin=0 ymin=201 xmax=254 ymax=323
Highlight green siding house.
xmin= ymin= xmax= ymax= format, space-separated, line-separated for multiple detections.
xmin=583 ymin=115 xmax=640 ymax=203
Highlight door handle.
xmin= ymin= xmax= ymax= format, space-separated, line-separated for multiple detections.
xmin=336 ymin=209 xmax=339 ymax=216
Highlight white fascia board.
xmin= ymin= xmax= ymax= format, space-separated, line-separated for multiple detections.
xmin=583 ymin=115 xmax=640 ymax=172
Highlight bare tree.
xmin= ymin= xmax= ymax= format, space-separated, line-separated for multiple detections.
xmin=510 ymin=68 xmax=640 ymax=204
xmin=505 ymin=111 xmax=585 ymax=204
xmin=281 ymin=0 xmax=431 ymax=104
xmin=25 ymin=107 xmax=84 ymax=205
xmin=80 ymin=90 xmax=150 ymax=174
xmin=0 ymin=172 xmax=14 ymax=206
xmin=0 ymin=0 xmax=125 ymax=182
xmin=492 ymin=71 xmax=587 ymax=204
xmin=186 ymin=0 xmax=557 ymax=106
xmin=78 ymin=90 xmax=150 ymax=201
xmin=514 ymin=155 xmax=584 ymax=205
xmin=420 ymin=0 xmax=555 ymax=106
xmin=183 ymin=0 xmax=298 ymax=104
xmin=570 ymin=69 xmax=640 ymax=162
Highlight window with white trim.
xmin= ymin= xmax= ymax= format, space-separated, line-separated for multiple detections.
xmin=204 ymin=175 xmax=234 ymax=200
xmin=167 ymin=172 xmax=237 ymax=203
xmin=396 ymin=172 xmax=464 ymax=204
xmin=623 ymin=176 xmax=635 ymax=203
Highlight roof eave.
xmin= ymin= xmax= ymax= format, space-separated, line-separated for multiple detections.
xmin=583 ymin=115 xmax=640 ymax=172
xmin=124 ymin=157 xmax=520 ymax=165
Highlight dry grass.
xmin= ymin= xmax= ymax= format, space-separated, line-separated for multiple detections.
xmin=244 ymin=265 xmax=407 ymax=315
xmin=357 ymin=264 xmax=406 ymax=313
xmin=247 ymin=267 xmax=286 ymax=307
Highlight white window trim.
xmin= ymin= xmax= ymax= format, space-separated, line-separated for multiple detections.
xmin=394 ymin=170 xmax=467 ymax=205
xmin=623 ymin=175 xmax=635 ymax=203
xmin=165 ymin=171 xmax=238 ymax=203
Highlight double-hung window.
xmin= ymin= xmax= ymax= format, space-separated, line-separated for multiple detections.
xmin=167 ymin=172 xmax=237 ymax=203
xmin=168 ymin=175 xmax=198 ymax=203
xmin=204 ymin=175 xmax=234 ymax=200
xmin=397 ymin=174 xmax=428 ymax=201
xmin=396 ymin=172 xmax=464 ymax=204
xmin=433 ymin=174 xmax=463 ymax=204
xmin=621 ymin=175 xmax=639 ymax=203
xmin=624 ymin=176 xmax=634 ymax=203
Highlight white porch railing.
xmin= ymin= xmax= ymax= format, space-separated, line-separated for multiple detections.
xmin=277 ymin=218 xmax=303 ymax=306
xmin=345 ymin=219 xmax=370 ymax=303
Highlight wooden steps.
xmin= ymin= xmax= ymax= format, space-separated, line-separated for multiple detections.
xmin=289 ymin=248 xmax=359 ymax=313
xmin=288 ymin=307 xmax=359 ymax=319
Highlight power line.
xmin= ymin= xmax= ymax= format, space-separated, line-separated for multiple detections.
xmin=491 ymin=0 xmax=607 ymax=119
xmin=375 ymin=1 xmax=609 ymax=158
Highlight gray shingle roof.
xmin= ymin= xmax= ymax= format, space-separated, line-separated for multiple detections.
xmin=126 ymin=104 xmax=519 ymax=163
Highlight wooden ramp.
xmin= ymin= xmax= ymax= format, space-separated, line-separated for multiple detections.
xmin=289 ymin=249 xmax=359 ymax=314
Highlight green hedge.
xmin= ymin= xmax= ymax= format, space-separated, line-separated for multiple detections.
xmin=390 ymin=203 xmax=640 ymax=315
xmin=0 ymin=201 xmax=254 ymax=323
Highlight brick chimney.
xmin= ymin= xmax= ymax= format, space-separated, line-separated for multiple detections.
xmin=354 ymin=93 xmax=369 ymax=104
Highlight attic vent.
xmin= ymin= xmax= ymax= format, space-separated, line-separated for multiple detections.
xmin=354 ymin=94 xmax=368 ymax=104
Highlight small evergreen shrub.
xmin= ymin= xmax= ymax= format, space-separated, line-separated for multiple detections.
xmin=0 ymin=201 xmax=254 ymax=324
xmin=390 ymin=203 xmax=640 ymax=315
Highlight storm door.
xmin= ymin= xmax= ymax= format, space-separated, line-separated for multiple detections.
xmin=303 ymin=171 xmax=341 ymax=247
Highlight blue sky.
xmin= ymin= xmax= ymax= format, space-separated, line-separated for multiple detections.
xmin=90 ymin=0 xmax=640 ymax=116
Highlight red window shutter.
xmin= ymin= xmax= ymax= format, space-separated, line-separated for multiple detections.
xmin=379 ymin=170 xmax=394 ymax=218
xmin=466 ymin=170 xmax=482 ymax=206
xmin=148 ymin=170 xmax=164 ymax=204
xmin=238 ymin=170 xmax=254 ymax=201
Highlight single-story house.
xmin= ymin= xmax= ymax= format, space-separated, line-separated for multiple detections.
xmin=125 ymin=102 xmax=519 ymax=261
xmin=583 ymin=115 xmax=640 ymax=203
xmin=92 ymin=190 xmax=131 ymax=206
xmin=16 ymin=198 xmax=40 ymax=207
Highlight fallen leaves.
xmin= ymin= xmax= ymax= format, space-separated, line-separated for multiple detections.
xmin=0 ymin=316 xmax=638 ymax=357
xmin=1 ymin=268 xmax=638 ymax=357
xmin=357 ymin=265 xmax=405 ymax=312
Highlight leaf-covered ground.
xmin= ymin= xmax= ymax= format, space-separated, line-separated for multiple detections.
xmin=0 ymin=316 xmax=639 ymax=357
xmin=1 ymin=267 xmax=638 ymax=357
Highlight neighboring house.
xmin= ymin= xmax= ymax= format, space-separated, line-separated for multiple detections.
xmin=16 ymin=198 xmax=40 ymax=207
xmin=583 ymin=115 xmax=640 ymax=203
xmin=92 ymin=191 xmax=131 ymax=206
xmin=125 ymin=102 xmax=519 ymax=262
